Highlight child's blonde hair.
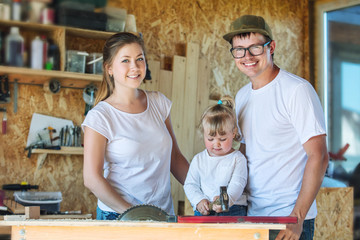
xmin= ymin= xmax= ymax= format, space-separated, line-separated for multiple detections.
xmin=199 ymin=96 xmax=241 ymax=141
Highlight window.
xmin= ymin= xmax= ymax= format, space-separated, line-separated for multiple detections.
xmin=325 ymin=5 xmax=360 ymax=177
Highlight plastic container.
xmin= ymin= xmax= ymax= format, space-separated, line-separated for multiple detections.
xmin=5 ymin=26 xmax=24 ymax=67
xmin=14 ymin=191 xmax=62 ymax=212
xmin=66 ymin=50 xmax=88 ymax=73
xmin=104 ymin=7 xmax=126 ymax=32
xmin=31 ymin=36 xmax=43 ymax=69
xmin=86 ymin=53 xmax=103 ymax=74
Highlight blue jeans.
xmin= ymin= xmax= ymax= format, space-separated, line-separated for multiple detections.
xmin=269 ymin=218 xmax=315 ymax=240
xmin=96 ymin=206 xmax=121 ymax=220
xmin=194 ymin=205 xmax=247 ymax=216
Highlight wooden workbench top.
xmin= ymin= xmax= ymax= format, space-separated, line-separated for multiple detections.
xmin=0 ymin=219 xmax=286 ymax=240
xmin=0 ymin=219 xmax=285 ymax=229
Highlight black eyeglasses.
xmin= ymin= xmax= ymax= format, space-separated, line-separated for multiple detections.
xmin=230 ymin=41 xmax=271 ymax=59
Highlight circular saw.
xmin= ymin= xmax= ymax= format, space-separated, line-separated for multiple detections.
xmin=118 ymin=204 xmax=170 ymax=222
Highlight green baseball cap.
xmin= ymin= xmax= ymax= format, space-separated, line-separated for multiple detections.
xmin=223 ymin=15 xmax=273 ymax=43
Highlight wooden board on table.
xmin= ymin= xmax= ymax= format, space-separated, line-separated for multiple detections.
xmin=0 ymin=220 xmax=287 ymax=240
xmin=3 ymin=199 xmax=25 ymax=214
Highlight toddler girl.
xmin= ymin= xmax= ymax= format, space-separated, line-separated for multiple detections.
xmin=184 ymin=96 xmax=247 ymax=216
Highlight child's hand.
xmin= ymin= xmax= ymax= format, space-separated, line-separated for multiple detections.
xmin=196 ymin=199 xmax=210 ymax=215
xmin=211 ymin=196 xmax=222 ymax=213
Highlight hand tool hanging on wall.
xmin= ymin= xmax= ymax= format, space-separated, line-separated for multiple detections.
xmin=13 ymin=79 xmax=18 ymax=113
xmin=0 ymin=108 xmax=6 ymax=134
xmin=0 ymin=75 xmax=10 ymax=103
xmin=83 ymin=84 xmax=97 ymax=115
xmin=2 ymin=182 xmax=39 ymax=191
xmin=43 ymin=79 xmax=61 ymax=94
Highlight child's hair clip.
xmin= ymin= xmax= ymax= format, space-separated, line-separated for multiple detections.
xmin=218 ymin=100 xmax=223 ymax=105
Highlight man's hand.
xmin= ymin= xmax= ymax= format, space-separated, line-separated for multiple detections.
xmin=275 ymin=215 xmax=303 ymax=240
xmin=196 ymin=199 xmax=210 ymax=215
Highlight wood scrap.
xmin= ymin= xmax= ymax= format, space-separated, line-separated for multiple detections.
xmin=3 ymin=199 xmax=25 ymax=214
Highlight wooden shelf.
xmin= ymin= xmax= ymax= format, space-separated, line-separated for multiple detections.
xmin=0 ymin=20 xmax=114 ymax=38
xmin=0 ymin=66 xmax=102 ymax=88
xmin=32 ymin=146 xmax=84 ymax=155
xmin=32 ymin=147 xmax=84 ymax=170
xmin=0 ymin=20 xmax=114 ymax=88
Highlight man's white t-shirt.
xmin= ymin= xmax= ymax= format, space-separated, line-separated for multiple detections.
xmin=235 ymin=69 xmax=326 ymax=219
xmin=82 ymin=90 xmax=174 ymax=214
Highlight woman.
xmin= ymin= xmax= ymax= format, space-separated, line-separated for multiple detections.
xmin=82 ymin=32 xmax=189 ymax=220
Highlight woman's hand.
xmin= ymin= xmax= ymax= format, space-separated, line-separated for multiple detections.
xmin=196 ymin=199 xmax=210 ymax=215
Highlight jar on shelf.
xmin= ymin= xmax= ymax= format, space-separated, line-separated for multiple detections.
xmin=86 ymin=53 xmax=103 ymax=75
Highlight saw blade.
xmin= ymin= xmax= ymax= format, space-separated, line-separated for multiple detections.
xmin=118 ymin=204 xmax=169 ymax=222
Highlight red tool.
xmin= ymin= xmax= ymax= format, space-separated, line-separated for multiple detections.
xmin=176 ymin=216 xmax=298 ymax=224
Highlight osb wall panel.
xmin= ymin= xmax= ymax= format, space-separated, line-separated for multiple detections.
xmin=111 ymin=0 xmax=310 ymax=98
xmin=0 ymin=0 xmax=310 ymax=218
xmin=0 ymin=84 xmax=95 ymax=215
xmin=314 ymin=187 xmax=353 ymax=240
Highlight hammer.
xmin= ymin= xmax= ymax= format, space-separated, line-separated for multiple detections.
xmin=210 ymin=186 xmax=229 ymax=212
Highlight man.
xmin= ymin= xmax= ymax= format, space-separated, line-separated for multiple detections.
xmin=223 ymin=15 xmax=329 ymax=240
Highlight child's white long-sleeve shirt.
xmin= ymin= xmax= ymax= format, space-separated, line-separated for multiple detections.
xmin=184 ymin=149 xmax=247 ymax=211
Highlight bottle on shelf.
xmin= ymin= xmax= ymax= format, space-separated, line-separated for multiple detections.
xmin=41 ymin=35 xmax=48 ymax=69
xmin=46 ymin=39 xmax=60 ymax=70
xmin=11 ymin=0 xmax=21 ymax=21
xmin=5 ymin=26 xmax=24 ymax=67
xmin=31 ymin=36 xmax=43 ymax=69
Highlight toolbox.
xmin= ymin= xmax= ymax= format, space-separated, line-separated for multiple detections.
xmin=14 ymin=191 xmax=62 ymax=212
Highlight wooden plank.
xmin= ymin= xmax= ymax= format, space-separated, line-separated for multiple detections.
xmin=182 ymin=42 xmax=200 ymax=160
xmin=185 ymin=56 xmax=210 ymax=216
xmin=193 ymin=57 xmax=210 ymax=155
xmin=10 ymin=225 xmax=270 ymax=240
xmin=170 ymin=56 xmax=187 ymax=211
xmin=0 ymin=66 xmax=102 ymax=88
xmin=25 ymin=206 xmax=40 ymax=219
xmin=170 ymin=56 xmax=186 ymax=148
xmin=0 ymin=214 xmax=92 ymax=220
xmin=145 ymin=60 xmax=160 ymax=91
xmin=159 ymin=70 xmax=173 ymax=99
xmin=3 ymin=200 xmax=25 ymax=214
xmin=0 ymin=226 xmax=11 ymax=235
xmin=0 ymin=220 xmax=285 ymax=229
xmin=32 ymin=147 xmax=84 ymax=155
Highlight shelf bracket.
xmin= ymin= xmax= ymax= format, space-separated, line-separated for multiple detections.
xmin=36 ymin=153 xmax=48 ymax=170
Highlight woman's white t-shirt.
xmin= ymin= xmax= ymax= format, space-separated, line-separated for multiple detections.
xmin=82 ymin=90 xmax=174 ymax=214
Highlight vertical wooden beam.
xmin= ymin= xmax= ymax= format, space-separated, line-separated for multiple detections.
xmin=170 ymin=56 xmax=186 ymax=146
xmin=159 ymin=70 xmax=173 ymax=100
xmin=170 ymin=55 xmax=187 ymax=214
xmin=145 ymin=60 xmax=160 ymax=91
xmin=182 ymin=42 xmax=199 ymax=160
xmin=184 ymin=57 xmax=210 ymax=215
xmin=193 ymin=57 xmax=210 ymax=155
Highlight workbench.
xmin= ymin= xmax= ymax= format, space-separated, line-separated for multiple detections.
xmin=0 ymin=219 xmax=285 ymax=240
